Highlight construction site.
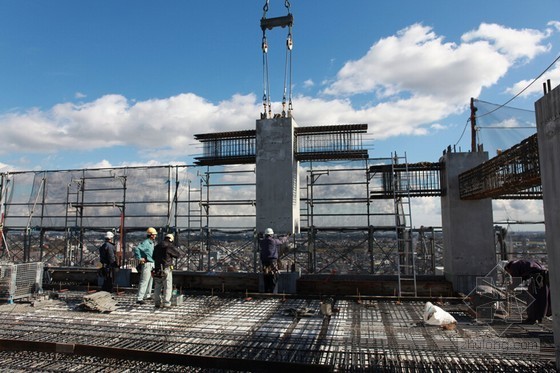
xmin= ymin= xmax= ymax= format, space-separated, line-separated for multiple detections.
xmin=1 ymin=2 xmax=560 ymax=372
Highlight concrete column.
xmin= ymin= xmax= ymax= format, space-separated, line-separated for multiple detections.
xmin=535 ymin=84 xmax=560 ymax=368
xmin=256 ymin=117 xmax=300 ymax=234
xmin=440 ymin=150 xmax=495 ymax=294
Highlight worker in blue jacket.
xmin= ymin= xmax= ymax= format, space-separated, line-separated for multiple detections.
xmin=259 ymin=228 xmax=289 ymax=293
xmin=134 ymin=227 xmax=157 ymax=304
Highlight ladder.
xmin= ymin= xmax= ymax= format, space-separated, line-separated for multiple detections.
xmin=392 ymin=153 xmax=417 ymax=297
xmin=64 ymin=180 xmax=83 ymax=266
xmin=185 ymin=173 xmax=205 ymax=271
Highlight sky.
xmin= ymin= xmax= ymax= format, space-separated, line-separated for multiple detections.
xmin=1 ymin=0 xmax=559 ymax=231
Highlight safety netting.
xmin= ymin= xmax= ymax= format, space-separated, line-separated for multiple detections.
xmin=474 ymin=99 xmax=537 ymax=157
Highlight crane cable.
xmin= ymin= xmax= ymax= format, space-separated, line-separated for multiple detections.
xmin=261 ymin=0 xmax=293 ymax=119
xmin=283 ymin=1 xmax=293 ymax=118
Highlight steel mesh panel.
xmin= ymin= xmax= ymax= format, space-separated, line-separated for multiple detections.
xmin=0 ymin=262 xmax=43 ymax=301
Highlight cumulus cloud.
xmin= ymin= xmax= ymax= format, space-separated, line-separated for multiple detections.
xmin=323 ymin=23 xmax=552 ymax=100
xmin=315 ymin=22 xmax=553 ymax=142
xmin=0 ymin=93 xmax=261 ymax=158
xmin=0 ymin=21 xmax=555 ymax=170
xmin=505 ymin=63 xmax=560 ymax=97
xmin=461 ymin=23 xmax=551 ymax=61
xmin=493 ymin=200 xmax=544 ymax=226
xmin=0 ymin=162 xmax=13 ymax=172
xmin=303 ymin=79 xmax=315 ymax=88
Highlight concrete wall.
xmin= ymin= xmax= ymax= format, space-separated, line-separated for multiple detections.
xmin=440 ymin=150 xmax=495 ymax=294
xmin=535 ymin=84 xmax=560 ymax=368
xmin=255 ymin=117 xmax=300 ymax=235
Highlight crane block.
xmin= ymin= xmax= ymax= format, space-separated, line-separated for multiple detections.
xmin=261 ymin=14 xmax=293 ymax=31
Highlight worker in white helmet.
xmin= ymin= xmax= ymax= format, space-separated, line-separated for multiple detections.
xmin=98 ymin=231 xmax=117 ymax=292
xmin=259 ymin=228 xmax=290 ymax=293
xmin=133 ymin=227 xmax=157 ymax=304
xmin=152 ymin=233 xmax=181 ymax=308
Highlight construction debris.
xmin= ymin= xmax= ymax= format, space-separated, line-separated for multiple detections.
xmin=283 ymin=306 xmax=316 ymax=318
xmin=77 ymin=291 xmax=117 ymax=313
xmin=423 ymin=301 xmax=457 ymax=329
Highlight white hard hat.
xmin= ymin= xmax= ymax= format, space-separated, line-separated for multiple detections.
xmin=105 ymin=231 xmax=114 ymax=240
xmin=264 ymin=228 xmax=274 ymax=235
xmin=165 ymin=233 xmax=174 ymax=242
xmin=498 ymin=260 xmax=509 ymax=272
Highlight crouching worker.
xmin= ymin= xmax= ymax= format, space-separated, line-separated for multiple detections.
xmin=152 ymin=233 xmax=180 ymax=308
xmin=504 ymin=258 xmax=551 ymax=324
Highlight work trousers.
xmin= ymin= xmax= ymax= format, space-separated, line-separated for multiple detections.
xmin=101 ymin=266 xmax=114 ymax=292
xmin=154 ymin=267 xmax=173 ymax=307
xmin=137 ymin=262 xmax=154 ymax=301
xmin=262 ymin=260 xmax=278 ymax=293
xmin=526 ymin=272 xmax=551 ymax=323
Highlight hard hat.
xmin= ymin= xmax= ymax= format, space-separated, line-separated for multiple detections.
xmin=165 ymin=233 xmax=174 ymax=242
xmin=147 ymin=227 xmax=157 ymax=236
xmin=264 ymin=228 xmax=274 ymax=235
xmin=105 ymin=231 xmax=114 ymax=240
xmin=498 ymin=260 xmax=509 ymax=272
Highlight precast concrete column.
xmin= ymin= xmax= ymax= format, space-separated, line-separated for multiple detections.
xmin=535 ymin=84 xmax=560 ymax=368
xmin=256 ymin=117 xmax=300 ymax=235
xmin=440 ymin=150 xmax=495 ymax=294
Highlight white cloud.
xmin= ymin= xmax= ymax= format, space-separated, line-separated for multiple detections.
xmin=303 ymin=79 xmax=314 ymax=88
xmin=0 ymin=162 xmax=13 ymax=172
xmin=549 ymin=21 xmax=560 ymax=32
xmin=322 ymin=23 xmax=518 ymax=103
xmin=493 ymin=200 xmax=544 ymax=227
xmin=0 ymin=21 xmax=554 ymax=171
xmin=82 ymin=159 xmax=186 ymax=170
xmin=505 ymin=63 xmax=560 ymax=97
xmin=462 ymin=23 xmax=551 ymax=61
xmin=0 ymin=93 xmax=261 ymax=158
xmin=75 ymin=92 xmax=87 ymax=99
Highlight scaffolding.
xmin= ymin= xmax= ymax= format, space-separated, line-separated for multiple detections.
xmin=0 ymin=160 xmax=439 ymax=277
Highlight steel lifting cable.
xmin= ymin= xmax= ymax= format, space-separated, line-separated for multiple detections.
xmin=283 ymin=0 xmax=293 ymax=118
xmin=283 ymin=16 xmax=293 ymax=117
xmin=261 ymin=0 xmax=294 ymax=119
xmin=262 ymin=0 xmax=271 ymax=119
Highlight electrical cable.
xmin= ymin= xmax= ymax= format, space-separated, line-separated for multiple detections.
xmin=455 ymin=52 xmax=559 ymax=146
xmin=476 ymin=53 xmax=560 ymax=120
xmin=454 ymin=118 xmax=471 ymax=147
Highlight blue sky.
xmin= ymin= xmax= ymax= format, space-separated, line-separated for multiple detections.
xmin=1 ymin=0 xmax=559 ymax=228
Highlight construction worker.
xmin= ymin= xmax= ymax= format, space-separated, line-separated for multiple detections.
xmin=504 ymin=258 xmax=551 ymax=324
xmin=98 ymin=231 xmax=118 ymax=292
xmin=259 ymin=228 xmax=289 ymax=293
xmin=152 ymin=233 xmax=180 ymax=308
xmin=133 ymin=227 xmax=157 ymax=304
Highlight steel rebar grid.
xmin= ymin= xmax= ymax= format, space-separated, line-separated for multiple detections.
xmin=0 ymin=293 xmax=556 ymax=372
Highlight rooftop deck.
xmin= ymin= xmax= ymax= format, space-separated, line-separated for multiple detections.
xmin=0 ymin=291 xmax=555 ymax=372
